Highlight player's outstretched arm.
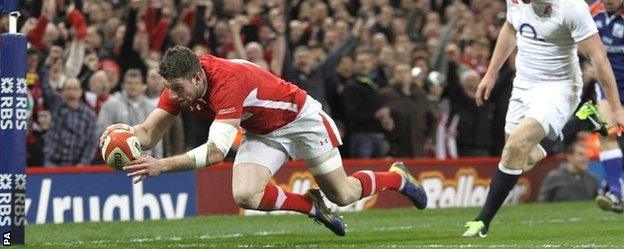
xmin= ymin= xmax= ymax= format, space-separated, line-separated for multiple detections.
xmin=133 ymin=109 xmax=177 ymax=149
xmin=578 ymin=34 xmax=624 ymax=131
xmin=123 ymin=119 xmax=241 ymax=184
xmin=475 ymin=21 xmax=516 ymax=106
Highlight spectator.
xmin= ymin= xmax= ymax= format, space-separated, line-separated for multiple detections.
xmin=371 ymin=45 xmax=394 ymax=88
xmin=445 ymin=62 xmax=493 ymax=156
xmin=380 ymin=63 xmax=434 ymax=157
xmin=459 ymin=38 xmax=491 ymax=76
xmin=114 ymin=1 xmax=148 ymax=80
xmin=99 ymin=59 xmax=122 ymax=93
xmin=84 ymin=70 xmax=113 ymax=116
xmin=97 ymin=69 xmax=163 ymax=158
xmin=40 ymin=64 xmax=97 ymax=166
xmin=26 ymin=49 xmax=48 ymax=166
xmin=345 ymin=50 xmax=394 ymax=158
xmin=326 ymin=56 xmax=353 ymax=128
xmin=282 ymin=19 xmax=363 ymax=113
xmin=538 ymin=142 xmax=599 ymax=202
xmin=230 ymin=16 xmax=269 ymax=69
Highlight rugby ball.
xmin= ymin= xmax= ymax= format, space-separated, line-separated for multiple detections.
xmin=101 ymin=130 xmax=142 ymax=170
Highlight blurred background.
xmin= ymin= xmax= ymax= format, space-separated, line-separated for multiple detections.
xmin=11 ymin=0 xmax=574 ymax=166
xmin=16 ymin=0 xmax=606 ymax=167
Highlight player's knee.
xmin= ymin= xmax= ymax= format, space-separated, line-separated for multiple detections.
xmin=503 ymin=138 xmax=531 ymax=159
xmin=232 ymin=186 xmax=263 ymax=209
xmin=502 ymin=139 xmax=532 ymax=170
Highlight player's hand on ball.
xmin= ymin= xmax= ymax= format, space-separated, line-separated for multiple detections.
xmin=123 ymin=155 xmax=163 ymax=184
xmin=100 ymin=123 xmax=135 ymax=146
xmin=475 ymin=74 xmax=496 ymax=107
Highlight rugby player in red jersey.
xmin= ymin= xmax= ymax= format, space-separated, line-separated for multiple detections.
xmin=100 ymin=46 xmax=427 ymax=236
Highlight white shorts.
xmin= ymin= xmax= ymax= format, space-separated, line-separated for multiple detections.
xmin=233 ymin=96 xmax=343 ymax=175
xmin=505 ymin=82 xmax=581 ymax=140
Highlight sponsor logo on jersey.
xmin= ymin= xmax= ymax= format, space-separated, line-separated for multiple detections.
xmin=218 ymin=107 xmax=237 ymax=115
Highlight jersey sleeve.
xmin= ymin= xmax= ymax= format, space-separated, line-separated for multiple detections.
xmin=157 ymin=88 xmax=181 ymax=115
xmin=565 ymin=0 xmax=599 ymax=43
xmin=588 ymin=0 xmax=605 ymax=17
xmin=210 ymin=73 xmax=245 ymax=120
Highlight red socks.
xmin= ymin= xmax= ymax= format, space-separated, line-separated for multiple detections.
xmin=257 ymin=184 xmax=314 ymax=214
xmin=256 ymin=171 xmax=404 ymax=213
xmin=351 ymin=170 xmax=405 ymax=198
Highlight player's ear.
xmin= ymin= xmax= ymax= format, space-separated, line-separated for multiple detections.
xmin=196 ymin=72 xmax=202 ymax=83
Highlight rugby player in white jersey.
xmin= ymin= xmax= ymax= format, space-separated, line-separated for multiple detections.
xmin=462 ymin=0 xmax=624 ymax=237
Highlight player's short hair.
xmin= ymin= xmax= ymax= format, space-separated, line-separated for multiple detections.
xmin=159 ymin=46 xmax=201 ymax=80
xmin=123 ymin=68 xmax=143 ymax=83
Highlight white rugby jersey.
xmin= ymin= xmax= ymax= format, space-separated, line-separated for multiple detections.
xmin=506 ymin=0 xmax=598 ymax=87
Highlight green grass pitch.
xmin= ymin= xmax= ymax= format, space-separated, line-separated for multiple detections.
xmin=25 ymin=201 xmax=623 ymax=248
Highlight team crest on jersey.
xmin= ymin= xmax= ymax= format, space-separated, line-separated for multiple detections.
xmin=519 ymin=23 xmax=544 ymax=41
xmin=614 ymin=23 xmax=624 ymax=39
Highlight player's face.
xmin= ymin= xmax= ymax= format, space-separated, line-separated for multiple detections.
xmin=165 ymin=74 xmax=202 ymax=107
xmin=605 ymin=0 xmax=624 ymax=13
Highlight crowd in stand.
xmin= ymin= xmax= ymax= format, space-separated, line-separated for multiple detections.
xmin=14 ymin=0 xmax=599 ymax=167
